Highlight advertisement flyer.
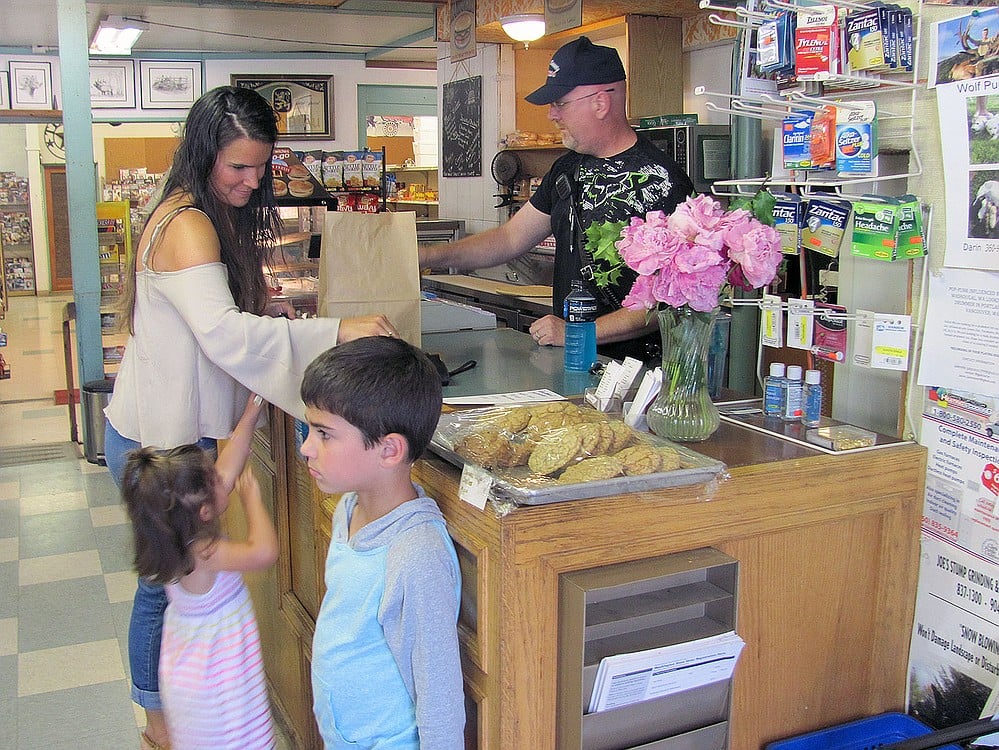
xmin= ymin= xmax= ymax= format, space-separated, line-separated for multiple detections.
xmin=936 ymin=74 xmax=999 ymax=270
xmin=917 ymin=268 xmax=999 ymax=398
xmin=908 ymin=533 xmax=999 ymax=724
xmin=909 ymin=389 xmax=999 ymax=726
xmin=921 ymin=391 xmax=999 ymax=554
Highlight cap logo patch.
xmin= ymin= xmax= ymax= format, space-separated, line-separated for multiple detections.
xmin=547 ymin=61 xmax=560 ymax=79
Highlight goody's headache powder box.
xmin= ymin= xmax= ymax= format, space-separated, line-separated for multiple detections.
xmin=896 ymin=196 xmax=925 ymax=259
xmin=850 ymin=200 xmax=899 ymax=261
xmin=802 ymin=198 xmax=851 ymax=257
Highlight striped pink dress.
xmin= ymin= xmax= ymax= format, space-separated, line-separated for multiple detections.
xmin=161 ymin=570 xmax=275 ymax=749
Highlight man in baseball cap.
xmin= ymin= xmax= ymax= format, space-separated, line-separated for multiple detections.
xmin=525 ymin=36 xmax=627 ymax=105
xmin=419 ymin=35 xmax=693 ymax=365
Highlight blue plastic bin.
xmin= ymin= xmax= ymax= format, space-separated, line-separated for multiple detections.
xmin=765 ymin=713 xmax=963 ymax=750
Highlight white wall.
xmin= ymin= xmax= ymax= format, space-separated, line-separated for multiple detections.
xmin=203 ymin=59 xmax=435 ymax=154
xmin=0 ymin=127 xmax=29 ymax=176
xmin=0 ymin=57 xmax=435 ymax=293
xmin=684 ymin=42 xmax=736 ymax=126
xmin=436 ymin=42 xmax=514 ymax=234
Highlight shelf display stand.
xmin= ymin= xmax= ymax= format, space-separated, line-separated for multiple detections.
xmin=96 ymin=201 xmax=132 ymax=375
xmin=0 ymin=172 xmax=37 ymax=297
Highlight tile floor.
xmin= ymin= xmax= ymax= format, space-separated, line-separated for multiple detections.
xmin=0 ymin=293 xmax=291 ymax=749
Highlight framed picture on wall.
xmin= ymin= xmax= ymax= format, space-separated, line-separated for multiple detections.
xmin=139 ymin=60 xmax=202 ymax=109
xmin=89 ymin=59 xmax=136 ymax=109
xmin=0 ymin=72 xmax=9 ymax=110
xmin=230 ymin=75 xmax=334 ymax=139
xmin=9 ymin=60 xmax=53 ymax=110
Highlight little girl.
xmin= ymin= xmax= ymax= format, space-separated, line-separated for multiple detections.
xmin=122 ymin=394 xmax=278 ymax=750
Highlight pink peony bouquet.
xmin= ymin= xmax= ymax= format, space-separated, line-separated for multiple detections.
xmin=587 ymin=192 xmax=783 ymax=313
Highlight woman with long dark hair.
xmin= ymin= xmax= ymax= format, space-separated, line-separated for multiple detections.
xmin=104 ymin=85 xmax=399 ymax=749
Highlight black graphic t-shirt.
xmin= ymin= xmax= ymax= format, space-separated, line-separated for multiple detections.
xmin=530 ymin=133 xmax=693 ymax=362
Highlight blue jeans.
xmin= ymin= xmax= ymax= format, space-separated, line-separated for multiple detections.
xmin=105 ymin=419 xmax=216 ymax=710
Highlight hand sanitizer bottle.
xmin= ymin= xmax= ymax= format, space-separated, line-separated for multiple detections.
xmin=782 ymin=365 xmax=804 ymax=421
xmin=801 ymin=369 xmax=823 ymax=427
xmin=763 ymin=362 xmax=787 ymax=418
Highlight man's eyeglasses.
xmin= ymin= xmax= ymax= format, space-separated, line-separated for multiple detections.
xmin=550 ymin=88 xmax=615 ymax=110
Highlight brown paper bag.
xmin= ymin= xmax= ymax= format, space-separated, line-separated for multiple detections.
xmin=318 ymin=210 xmax=422 ymax=346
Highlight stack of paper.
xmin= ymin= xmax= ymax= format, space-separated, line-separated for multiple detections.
xmin=587 ymin=631 xmax=745 ymax=713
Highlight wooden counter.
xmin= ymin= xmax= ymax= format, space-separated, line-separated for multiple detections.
xmin=229 ymin=330 xmax=926 ymax=750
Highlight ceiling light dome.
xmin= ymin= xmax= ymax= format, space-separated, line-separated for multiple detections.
xmin=500 ymin=14 xmax=546 ymax=44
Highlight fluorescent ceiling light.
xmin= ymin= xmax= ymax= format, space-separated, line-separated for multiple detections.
xmin=500 ymin=14 xmax=546 ymax=44
xmin=89 ymin=16 xmax=147 ymax=56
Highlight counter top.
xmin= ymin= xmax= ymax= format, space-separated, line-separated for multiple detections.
xmin=422 ymin=328 xmax=917 ymax=469
xmin=423 ymin=327 xmax=598 ymax=400
xmin=422 ymin=274 xmax=553 ymax=318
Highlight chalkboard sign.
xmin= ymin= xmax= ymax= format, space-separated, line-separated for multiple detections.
xmin=442 ymin=76 xmax=482 ymax=178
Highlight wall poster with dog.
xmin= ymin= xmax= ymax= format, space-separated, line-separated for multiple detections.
xmin=937 ymin=71 xmax=999 ymax=269
xmin=935 ymin=9 xmax=999 ymax=269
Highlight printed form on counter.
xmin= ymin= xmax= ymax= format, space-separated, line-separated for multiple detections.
xmin=587 ymin=631 xmax=745 ymax=713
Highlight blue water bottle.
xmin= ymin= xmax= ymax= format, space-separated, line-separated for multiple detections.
xmin=564 ymin=280 xmax=598 ymax=372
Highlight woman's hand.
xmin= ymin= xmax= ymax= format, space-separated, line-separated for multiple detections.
xmin=264 ymin=299 xmax=296 ymax=319
xmin=337 ymin=314 xmax=400 ymax=344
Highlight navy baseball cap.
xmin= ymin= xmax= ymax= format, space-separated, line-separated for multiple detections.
xmin=525 ymin=36 xmax=626 ymax=105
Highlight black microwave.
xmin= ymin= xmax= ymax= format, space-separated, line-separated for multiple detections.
xmin=636 ymin=124 xmax=732 ymax=195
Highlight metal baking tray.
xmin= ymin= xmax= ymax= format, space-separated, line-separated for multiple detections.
xmin=429 ymin=407 xmax=726 ymax=506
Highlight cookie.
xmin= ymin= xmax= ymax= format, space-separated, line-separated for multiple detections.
xmin=527 ymin=408 xmax=583 ymax=436
xmin=528 ymin=430 xmax=583 ymax=475
xmin=592 ymin=422 xmax=616 ymax=455
xmin=558 ymin=456 xmax=625 ymax=484
xmin=606 ymin=421 xmax=635 ymax=452
xmin=615 ymin=445 xmax=663 ymax=476
xmin=656 ymin=445 xmax=682 ymax=471
xmin=454 ymin=429 xmax=509 ymax=469
xmin=497 ymin=436 xmax=532 ymax=468
xmin=492 ymin=406 xmax=532 ymax=434
xmin=573 ymin=423 xmax=604 ymax=458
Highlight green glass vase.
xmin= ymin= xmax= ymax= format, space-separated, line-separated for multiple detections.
xmin=646 ymin=306 xmax=721 ymax=442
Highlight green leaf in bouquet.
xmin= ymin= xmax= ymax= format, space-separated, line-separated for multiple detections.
xmin=592 ymin=264 xmax=623 ymax=290
xmin=584 ymin=220 xmax=627 ymax=288
xmin=729 ymin=195 xmax=753 ymax=213
xmin=752 ymin=189 xmax=777 ymax=226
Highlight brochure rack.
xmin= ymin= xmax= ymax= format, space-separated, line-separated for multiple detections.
xmin=558 ymin=547 xmax=739 ymax=750
xmin=96 ymin=201 xmax=132 ymax=374
xmin=0 ymin=173 xmax=36 ymax=296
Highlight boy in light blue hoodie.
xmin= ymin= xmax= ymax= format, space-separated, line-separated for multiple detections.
xmin=300 ymin=336 xmax=464 ymax=750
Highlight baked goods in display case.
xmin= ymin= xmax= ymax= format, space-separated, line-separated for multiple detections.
xmin=431 ymin=402 xmax=725 ymax=505
xmin=501 ymin=131 xmax=562 ymax=148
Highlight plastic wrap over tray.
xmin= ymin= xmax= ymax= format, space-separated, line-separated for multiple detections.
xmin=430 ymin=404 xmax=726 ymax=505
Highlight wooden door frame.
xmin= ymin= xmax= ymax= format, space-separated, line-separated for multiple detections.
xmin=44 ymin=165 xmax=72 ymax=292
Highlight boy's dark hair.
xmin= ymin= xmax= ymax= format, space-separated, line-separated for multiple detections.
xmin=121 ymin=445 xmax=220 ymax=584
xmin=301 ymin=337 xmax=443 ymax=462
